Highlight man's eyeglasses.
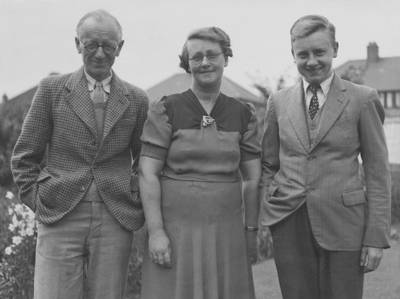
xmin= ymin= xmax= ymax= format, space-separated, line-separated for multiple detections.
xmin=189 ymin=52 xmax=223 ymax=64
xmin=80 ymin=40 xmax=118 ymax=54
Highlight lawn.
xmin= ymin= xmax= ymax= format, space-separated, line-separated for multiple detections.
xmin=252 ymin=237 xmax=400 ymax=299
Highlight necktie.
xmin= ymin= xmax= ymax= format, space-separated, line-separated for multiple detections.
xmin=93 ymin=81 xmax=106 ymax=103
xmin=308 ymin=84 xmax=320 ymax=120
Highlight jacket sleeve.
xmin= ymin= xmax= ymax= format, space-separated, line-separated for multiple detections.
xmin=359 ymin=89 xmax=391 ymax=248
xmin=260 ymin=94 xmax=280 ymax=190
xmin=240 ymin=103 xmax=262 ymax=162
xmin=129 ymin=89 xmax=150 ymax=172
xmin=11 ymin=78 xmax=53 ymax=212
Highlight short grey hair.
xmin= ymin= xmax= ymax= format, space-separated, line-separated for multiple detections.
xmin=76 ymin=9 xmax=123 ymax=41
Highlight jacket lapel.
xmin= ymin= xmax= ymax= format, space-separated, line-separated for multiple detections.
xmin=310 ymin=74 xmax=349 ymax=151
xmin=288 ymin=81 xmax=311 ymax=152
xmin=102 ymin=72 xmax=129 ymax=142
xmin=65 ymin=67 xmax=98 ymax=137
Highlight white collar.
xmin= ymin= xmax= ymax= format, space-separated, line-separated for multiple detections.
xmin=84 ymin=69 xmax=113 ymax=93
xmin=302 ymin=71 xmax=334 ymax=97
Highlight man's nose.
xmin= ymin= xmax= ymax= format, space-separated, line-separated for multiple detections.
xmin=307 ymin=54 xmax=318 ymax=66
xmin=94 ymin=46 xmax=107 ymax=57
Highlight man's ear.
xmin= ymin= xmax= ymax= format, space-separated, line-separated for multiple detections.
xmin=291 ymin=49 xmax=296 ymax=63
xmin=333 ymin=42 xmax=339 ymax=58
xmin=75 ymin=37 xmax=82 ymax=54
xmin=115 ymin=40 xmax=125 ymax=57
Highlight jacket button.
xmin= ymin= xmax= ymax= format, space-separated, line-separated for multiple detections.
xmin=80 ymin=186 xmax=86 ymax=192
xmin=307 ymin=156 xmax=312 ymax=161
xmin=306 ymin=186 xmax=312 ymax=193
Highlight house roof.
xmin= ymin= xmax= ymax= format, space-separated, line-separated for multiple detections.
xmin=335 ymin=57 xmax=400 ymax=92
xmin=9 ymin=85 xmax=38 ymax=105
xmin=146 ymin=73 xmax=262 ymax=105
xmin=9 ymin=73 xmax=262 ymax=107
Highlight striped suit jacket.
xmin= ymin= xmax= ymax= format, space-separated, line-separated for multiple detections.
xmin=11 ymin=67 xmax=149 ymax=231
xmin=260 ymin=73 xmax=391 ymax=250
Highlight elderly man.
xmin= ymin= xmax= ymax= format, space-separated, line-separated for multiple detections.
xmin=11 ymin=10 xmax=149 ymax=299
xmin=260 ymin=15 xmax=391 ymax=299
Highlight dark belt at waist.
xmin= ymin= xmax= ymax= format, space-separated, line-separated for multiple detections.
xmin=160 ymin=165 xmax=239 ymax=182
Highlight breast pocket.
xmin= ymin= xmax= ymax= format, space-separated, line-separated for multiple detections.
xmin=117 ymin=115 xmax=137 ymax=133
xmin=325 ymin=115 xmax=358 ymax=152
xmin=107 ymin=116 xmax=138 ymax=147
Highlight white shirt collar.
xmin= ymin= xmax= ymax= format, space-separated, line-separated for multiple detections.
xmin=302 ymin=71 xmax=334 ymax=98
xmin=84 ymin=69 xmax=113 ymax=94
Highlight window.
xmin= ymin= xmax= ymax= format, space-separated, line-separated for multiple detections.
xmin=395 ymin=92 xmax=400 ymax=108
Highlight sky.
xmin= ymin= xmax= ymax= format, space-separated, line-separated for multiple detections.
xmin=0 ymin=0 xmax=399 ymax=100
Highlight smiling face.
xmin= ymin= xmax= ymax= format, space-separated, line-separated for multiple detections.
xmin=292 ymin=29 xmax=338 ymax=85
xmin=187 ymin=39 xmax=227 ymax=90
xmin=75 ymin=16 xmax=123 ymax=81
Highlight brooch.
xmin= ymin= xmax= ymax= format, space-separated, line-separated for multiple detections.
xmin=202 ymin=116 xmax=215 ymax=128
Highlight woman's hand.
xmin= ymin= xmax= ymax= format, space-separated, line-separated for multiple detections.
xmin=245 ymin=230 xmax=258 ymax=264
xmin=149 ymin=229 xmax=172 ymax=268
xmin=240 ymin=158 xmax=261 ymax=265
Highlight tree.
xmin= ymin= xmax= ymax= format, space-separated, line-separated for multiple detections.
xmin=339 ymin=65 xmax=365 ymax=85
xmin=0 ymin=98 xmax=32 ymax=188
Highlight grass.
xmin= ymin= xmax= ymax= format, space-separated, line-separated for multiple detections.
xmin=252 ymin=232 xmax=400 ymax=299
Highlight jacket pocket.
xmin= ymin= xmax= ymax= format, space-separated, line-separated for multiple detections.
xmin=36 ymin=170 xmax=53 ymax=202
xmin=37 ymin=171 xmax=53 ymax=183
xmin=342 ymin=189 xmax=366 ymax=207
xmin=267 ymin=181 xmax=280 ymax=202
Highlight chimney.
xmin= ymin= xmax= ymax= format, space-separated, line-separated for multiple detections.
xmin=367 ymin=42 xmax=379 ymax=63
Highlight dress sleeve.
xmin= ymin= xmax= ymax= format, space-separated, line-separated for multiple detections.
xmin=240 ymin=103 xmax=261 ymax=162
xmin=140 ymin=97 xmax=172 ymax=161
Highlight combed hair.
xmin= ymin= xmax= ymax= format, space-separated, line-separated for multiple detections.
xmin=179 ymin=27 xmax=233 ymax=73
xmin=76 ymin=9 xmax=123 ymax=41
xmin=290 ymin=15 xmax=336 ymax=46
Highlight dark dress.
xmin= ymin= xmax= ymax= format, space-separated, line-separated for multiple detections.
xmin=140 ymin=89 xmax=261 ymax=299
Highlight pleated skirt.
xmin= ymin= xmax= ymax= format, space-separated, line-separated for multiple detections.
xmin=141 ymin=179 xmax=255 ymax=299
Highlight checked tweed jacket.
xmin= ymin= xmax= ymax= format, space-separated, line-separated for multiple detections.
xmin=11 ymin=67 xmax=149 ymax=231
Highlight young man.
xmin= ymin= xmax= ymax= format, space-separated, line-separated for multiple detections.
xmin=11 ymin=10 xmax=149 ymax=299
xmin=260 ymin=15 xmax=391 ymax=299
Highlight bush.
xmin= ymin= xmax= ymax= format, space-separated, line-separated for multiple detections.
xmin=257 ymin=226 xmax=273 ymax=260
xmin=0 ymin=192 xmax=36 ymax=299
xmin=390 ymin=164 xmax=400 ymax=224
xmin=126 ymin=228 xmax=146 ymax=299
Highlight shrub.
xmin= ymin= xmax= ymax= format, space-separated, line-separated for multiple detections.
xmin=0 ymin=192 xmax=36 ymax=299
xmin=390 ymin=165 xmax=400 ymax=224
xmin=257 ymin=226 xmax=274 ymax=260
xmin=126 ymin=228 xmax=146 ymax=299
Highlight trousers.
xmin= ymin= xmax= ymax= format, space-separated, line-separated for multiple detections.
xmin=34 ymin=201 xmax=133 ymax=299
xmin=269 ymin=203 xmax=364 ymax=299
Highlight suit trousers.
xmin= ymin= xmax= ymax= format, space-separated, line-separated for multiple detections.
xmin=34 ymin=202 xmax=134 ymax=299
xmin=269 ymin=203 xmax=364 ymax=299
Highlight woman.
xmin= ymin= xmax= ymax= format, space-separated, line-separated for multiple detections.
xmin=139 ymin=27 xmax=261 ymax=299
